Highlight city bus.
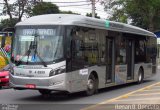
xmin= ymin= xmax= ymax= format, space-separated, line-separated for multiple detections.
xmin=9 ymin=14 xmax=157 ymax=95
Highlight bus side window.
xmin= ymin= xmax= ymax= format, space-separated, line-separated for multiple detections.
xmin=70 ymin=27 xmax=85 ymax=70
xmin=135 ymin=39 xmax=146 ymax=63
xmin=71 ymin=31 xmax=83 ymax=58
xmin=116 ymin=37 xmax=126 ymax=64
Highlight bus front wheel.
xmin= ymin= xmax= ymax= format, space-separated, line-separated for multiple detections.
xmin=86 ymin=74 xmax=97 ymax=96
xmin=38 ymin=90 xmax=51 ymax=95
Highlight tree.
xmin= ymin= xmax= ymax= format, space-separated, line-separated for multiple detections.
xmin=102 ymin=0 xmax=160 ymax=32
xmin=60 ymin=11 xmax=79 ymax=15
xmin=29 ymin=3 xmax=79 ymax=16
xmin=29 ymin=2 xmax=60 ymax=16
xmin=2 ymin=0 xmax=40 ymax=22
xmin=0 ymin=18 xmax=18 ymax=31
xmin=86 ymin=13 xmax=100 ymax=19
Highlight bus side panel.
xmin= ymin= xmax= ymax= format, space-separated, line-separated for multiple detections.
xmin=66 ymin=70 xmax=86 ymax=93
xmin=143 ymin=63 xmax=153 ymax=79
xmin=134 ymin=63 xmax=153 ymax=81
xmin=66 ymin=66 xmax=106 ymax=93
xmin=91 ymin=66 xmax=106 ymax=89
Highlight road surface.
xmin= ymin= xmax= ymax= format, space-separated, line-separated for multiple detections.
xmin=0 ymin=69 xmax=159 ymax=110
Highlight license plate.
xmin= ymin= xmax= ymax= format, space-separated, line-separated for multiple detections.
xmin=25 ymin=84 xmax=36 ymax=88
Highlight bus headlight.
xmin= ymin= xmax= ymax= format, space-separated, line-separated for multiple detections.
xmin=49 ymin=67 xmax=66 ymax=77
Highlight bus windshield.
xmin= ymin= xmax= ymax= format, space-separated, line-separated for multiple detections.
xmin=12 ymin=26 xmax=64 ymax=64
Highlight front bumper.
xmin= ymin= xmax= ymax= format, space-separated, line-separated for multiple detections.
xmin=0 ymin=78 xmax=9 ymax=86
xmin=9 ymin=73 xmax=67 ymax=91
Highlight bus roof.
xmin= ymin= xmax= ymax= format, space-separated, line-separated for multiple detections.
xmin=16 ymin=14 xmax=156 ymax=37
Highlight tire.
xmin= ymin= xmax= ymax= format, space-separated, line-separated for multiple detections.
xmin=137 ymin=68 xmax=144 ymax=84
xmin=38 ymin=90 xmax=51 ymax=95
xmin=0 ymin=86 xmax=2 ymax=89
xmin=86 ymin=74 xmax=97 ymax=96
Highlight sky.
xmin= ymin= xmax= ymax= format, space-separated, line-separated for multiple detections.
xmin=44 ymin=0 xmax=110 ymax=19
xmin=0 ymin=0 xmax=110 ymax=21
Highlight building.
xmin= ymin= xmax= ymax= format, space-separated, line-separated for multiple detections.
xmin=155 ymin=31 xmax=160 ymax=63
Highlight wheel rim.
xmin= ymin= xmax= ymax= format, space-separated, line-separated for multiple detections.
xmin=87 ymin=79 xmax=94 ymax=90
xmin=139 ymin=72 xmax=142 ymax=82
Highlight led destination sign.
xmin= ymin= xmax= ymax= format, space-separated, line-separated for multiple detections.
xmin=22 ymin=29 xmax=56 ymax=36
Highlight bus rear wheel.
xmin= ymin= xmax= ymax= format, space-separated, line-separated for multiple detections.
xmin=38 ymin=90 xmax=51 ymax=95
xmin=137 ymin=68 xmax=144 ymax=84
xmin=86 ymin=74 xmax=97 ymax=96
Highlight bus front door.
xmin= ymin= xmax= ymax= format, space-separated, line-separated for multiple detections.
xmin=126 ymin=39 xmax=135 ymax=80
xmin=106 ymin=38 xmax=115 ymax=83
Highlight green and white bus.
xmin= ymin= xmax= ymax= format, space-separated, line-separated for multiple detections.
xmin=10 ymin=14 xmax=157 ymax=95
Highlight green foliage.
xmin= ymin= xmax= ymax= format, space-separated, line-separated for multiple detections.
xmin=2 ymin=0 xmax=40 ymax=21
xmin=86 ymin=13 xmax=100 ymax=19
xmin=60 ymin=11 xmax=79 ymax=15
xmin=28 ymin=2 xmax=78 ymax=16
xmin=30 ymin=2 xmax=60 ymax=16
xmin=1 ymin=0 xmax=80 ymax=29
xmin=0 ymin=18 xmax=18 ymax=31
xmin=102 ymin=0 xmax=160 ymax=31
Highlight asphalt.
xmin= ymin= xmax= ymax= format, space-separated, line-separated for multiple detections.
xmin=0 ymin=68 xmax=160 ymax=110
xmin=83 ymin=76 xmax=160 ymax=110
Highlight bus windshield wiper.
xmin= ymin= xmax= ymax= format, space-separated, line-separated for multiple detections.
xmin=16 ymin=33 xmax=47 ymax=67
xmin=16 ymin=41 xmax=47 ymax=67
xmin=33 ymin=41 xmax=47 ymax=67
xmin=16 ymin=42 xmax=32 ymax=66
